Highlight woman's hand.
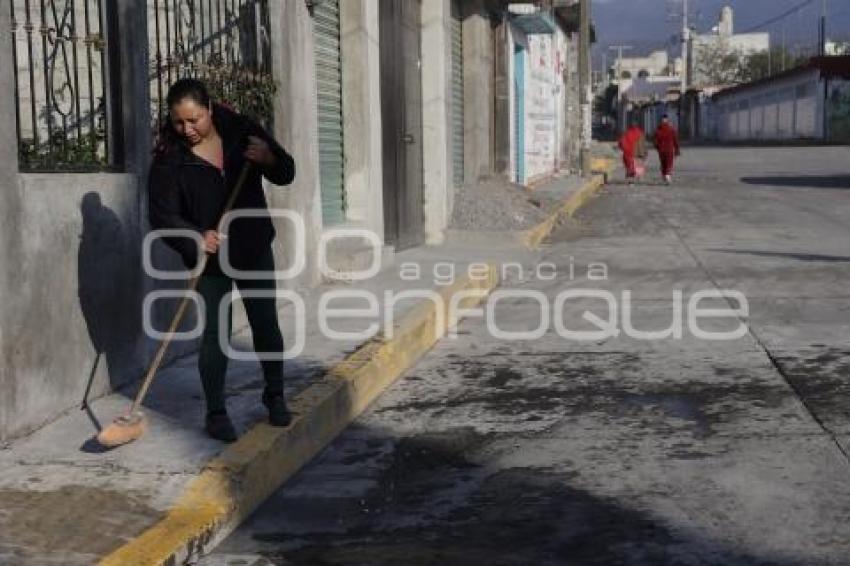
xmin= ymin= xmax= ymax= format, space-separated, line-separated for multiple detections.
xmin=203 ymin=230 xmax=225 ymax=254
xmin=244 ymin=135 xmax=277 ymax=167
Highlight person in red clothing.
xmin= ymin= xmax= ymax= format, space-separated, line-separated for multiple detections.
xmin=618 ymin=122 xmax=648 ymax=183
xmin=654 ymin=115 xmax=681 ymax=184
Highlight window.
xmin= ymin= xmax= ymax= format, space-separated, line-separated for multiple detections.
xmin=10 ymin=0 xmax=119 ymax=171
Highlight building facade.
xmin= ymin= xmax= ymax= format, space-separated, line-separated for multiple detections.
xmin=698 ymin=57 xmax=850 ymax=143
xmin=0 ymin=0 xmax=583 ymax=440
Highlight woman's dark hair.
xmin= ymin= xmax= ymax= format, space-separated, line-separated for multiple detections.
xmin=166 ymin=78 xmax=211 ymax=109
xmin=153 ymin=78 xmax=213 ymax=156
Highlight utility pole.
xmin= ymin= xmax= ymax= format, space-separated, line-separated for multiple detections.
xmin=822 ymin=0 xmax=829 ymax=141
xmin=680 ymin=0 xmax=690 ymax=92
xmin=609 ymin=44 xmax=633 ymax=85
xmin=579 ymin=0 xmax=591 ymax=177
xmin=608 ymin=45 xmax=631 ymax=136
xmin=602 ymin=52 xmax=608 ymax=88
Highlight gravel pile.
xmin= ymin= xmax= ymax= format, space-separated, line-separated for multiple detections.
xmin=450 ymin=177 xmax=548 ymax=231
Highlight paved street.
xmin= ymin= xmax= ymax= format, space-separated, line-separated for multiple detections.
xmin=207 ymin=146 xmax=850 ymax=566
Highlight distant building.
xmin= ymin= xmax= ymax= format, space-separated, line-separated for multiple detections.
xmin=609 ymin=49 xmax=682 ymax=99
xmin=691 ymin=6 xmax=770 ymax=87
xmin=611 ymin=50 xmax=678 ymax=80
xmin=826 ymin=41 xmax=850 ymax=56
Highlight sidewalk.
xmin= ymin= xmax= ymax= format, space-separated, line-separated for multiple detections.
xmin=0 ymin=168 xmax=609 ymax=565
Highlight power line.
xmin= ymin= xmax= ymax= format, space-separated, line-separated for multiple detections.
xmin=741 ymin=0 xmax=817 ymax=33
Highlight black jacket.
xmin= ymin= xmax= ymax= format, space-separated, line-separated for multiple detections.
xmin=148 ymin=104 xmax=295 ymax=273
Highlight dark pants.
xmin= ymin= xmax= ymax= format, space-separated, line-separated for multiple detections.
xmin=659 ymin=150 xmax=676 ymax=176
xmin=197 ymin=248 xmax=284 ymax=413
xmin=622 ymin=153 xmax=636 ymax=177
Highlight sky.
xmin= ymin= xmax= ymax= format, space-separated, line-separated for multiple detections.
xmin=592 ymin=0 xmax=850 ymax=62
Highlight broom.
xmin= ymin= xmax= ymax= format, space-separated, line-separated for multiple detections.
xmin=97 ymin=163 xmax=253 ymax=448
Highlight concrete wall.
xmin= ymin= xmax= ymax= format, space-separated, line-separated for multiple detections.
xmin=462 ymin=0 xmax=495 ymax=183
xmin=493 ymin=18 xmax=512 ymax=179
xmin=0 ymin=3 xmax=25 ymax=438
xmin=268 ymin=0 xmax=323 ymax=290
xmin=0 ymin=2 xmax=152 ymax=440
xmin=563 ymin=32 xmax=581 ymax=171
xmin=421 ymin=0 xmax=454 ymax=245
xmin=712 ymin=70 xmax=824 ymax=142
xmin=340 ymin=0 xmax=385 ymax=240
xmin=828 ymin=80 xmax=850 ymax=142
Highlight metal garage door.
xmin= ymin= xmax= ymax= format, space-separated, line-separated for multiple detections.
xmin=451 ymin=1 xmax=464 ymax=187
xmin=313 ymin=0 xmax=345 ymax=225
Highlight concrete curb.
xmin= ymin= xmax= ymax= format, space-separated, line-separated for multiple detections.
xmin=99 ymin=267 xmax=500 ymax=565
xmin=522 ymin=158 xmax=615 ymax=249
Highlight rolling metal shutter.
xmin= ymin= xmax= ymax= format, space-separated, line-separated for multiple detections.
xmin=451 ymin=4 xmax=464 ymax=187
xmin=313 ymin=0 xmax=345 ymax=225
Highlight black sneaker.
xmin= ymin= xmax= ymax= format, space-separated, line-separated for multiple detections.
xmin=205 ymin=412 xmax=238 ymax=443
xmin=262 ymin=393 xmax=292 ymax=427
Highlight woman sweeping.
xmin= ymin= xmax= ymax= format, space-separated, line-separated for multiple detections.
xmin=654 ymin=115 xmax=681 ymax=185
xmin=148 ymin=79 xmax=295 ymax=442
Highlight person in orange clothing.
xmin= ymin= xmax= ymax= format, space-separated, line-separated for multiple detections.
xmin=618 ymin=121 xmax=648 ymax=183
xmin=654 ymin=115 xmax=681 ymax=184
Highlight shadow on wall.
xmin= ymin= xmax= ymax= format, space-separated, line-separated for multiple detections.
xmin=740 ymin=176 xmax=850 ymax=189
xmin=77 ymin=192 xmax=142 ymax=428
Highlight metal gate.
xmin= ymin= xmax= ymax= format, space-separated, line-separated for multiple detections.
xmin=451 ymin=1 xmax=464 ymax=187
xmin=9 ymin=0 xmax=119 ymax=170
xmin=313 ymin=0 xmax=345 ymax=226
xmin=148 ymin=0 xmax=274 ymax=130
xmin=514 ymin=43 xmax=526 ymax=184
xmin=379 ymin=0 xmax=423 ymax=250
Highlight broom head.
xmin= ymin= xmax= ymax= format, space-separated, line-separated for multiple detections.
xmin=96 ymin=411 xmax=148 ymax=448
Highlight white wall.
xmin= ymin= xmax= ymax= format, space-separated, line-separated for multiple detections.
xmin=421 ymin=0 xmax=453 ymax=244
xmin=525 ymin=33 xmax=558 ymax=181
xmin=712 ymin=69 xmax=824 ymax=142
xmin=507 ymin=25 xmax=568 ymax=185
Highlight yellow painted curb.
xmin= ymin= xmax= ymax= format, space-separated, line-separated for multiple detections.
xmin=100 ymin=267 xmax=500 ymax=566
xmin=523 ymin=157 xmax=614 ymax=249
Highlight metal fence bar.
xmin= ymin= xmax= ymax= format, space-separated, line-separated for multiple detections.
xmin=38 ymin=0 xmax=53 ymax=161
xmin=69 ymin=0 xmax=83 ymax=143
xmin=23 ymin=0 xmax=39 ymax=151
xmin=98 ymin=0 xmax=112 ymax=164
xmin=164 ymin=0 xmax=172 ymax=88
xmin=199 ymin=0 xmax=206 ymax=66
xmin=153 ymin=0 xmax=163 ymax=129
xmin=82 ymin=0 xmax=95 ymax=146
